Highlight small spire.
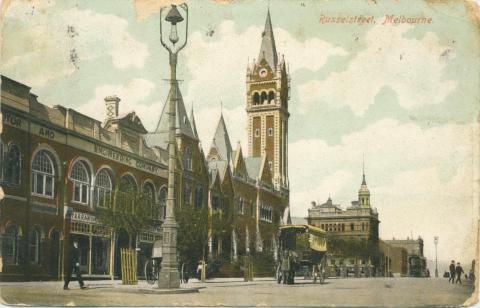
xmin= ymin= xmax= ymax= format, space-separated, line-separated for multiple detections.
xmin=220 ymin=101 xmax=223 ymax=116
xmin=362 ymin=153 xmax=366 ymax=185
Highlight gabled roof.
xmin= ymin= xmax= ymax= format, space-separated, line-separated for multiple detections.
xmin=104 ymin=111 xmax=148 ymax=134
xmin=233 ymin=142 xmax=248 ymax=177
xmin=245 ymin=156 xmax=262 ymax=180
xmin=208 ymin=114 xmax=233 ymax=163
xmin=258 ymin=10 xmax=278 ymax=71
xmin=146 ymin=83 xmax=196 ymax=148
xmin=208 ymin=160 xmax=228 ymax=182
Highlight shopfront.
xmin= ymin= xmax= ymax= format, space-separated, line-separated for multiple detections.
xmin=69 ymin=211 xmax=112 ymax=278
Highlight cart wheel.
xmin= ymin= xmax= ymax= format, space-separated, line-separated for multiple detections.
xmin=144 ymin=259 xmax=156 ymax=285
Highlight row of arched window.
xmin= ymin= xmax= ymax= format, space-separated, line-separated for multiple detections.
xmin=252 ymin=90 xmax=275 ymax=106
xmin=321 ymin=222 xmax=369 ymax=232
xmin=0 ymin=143 xmax=170 ymax=220
xmin=3 ymin=224 xmax=44 ymax=266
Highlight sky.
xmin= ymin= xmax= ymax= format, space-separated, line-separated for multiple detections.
xmin=1 ymin=0 xmax=479 ymax=267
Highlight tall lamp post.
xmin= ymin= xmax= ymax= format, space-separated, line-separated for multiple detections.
xmin=157 ymin=3 xmax=188 ymax=289
xmin=434 ymin=236 xmax=439 ymax=278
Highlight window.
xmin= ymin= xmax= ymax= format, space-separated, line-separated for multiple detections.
xmin=119 ymin=174 xmax=137 ymax=213
xmin=223 ymin=198 xmax=230 ymax=215
xmin=267 ymin=128 xmax=273 ymax=136
xmin=183 ymin=184 xmax=191 ymax=205
xmin=260 ymin=91 xmax=267 ymax=104
xmin=94 ymin=169 xmax=112 ymax=208
xmin=32 ymin=150 xmax=55 ymax=197
xmin=159 ymin=186 xmax=167 ymax=219
xmin=255 ymin=129 xmax=260 ymax=138
xmin=29 ymin=228 xmax=41 ymax=264
xmin=268 ymin=91 xmax=275 ymax=103
xmin=195 ymin=186 xmax=203 ymax=209
xmin=238 ymin=198 xmax=244 ymax=214
xmin=143 ymin=182 xmax=155 ymax=214
xmin=71 ymin=161 xmax=90 ymax=204
xmin=268 ymin=161 xmax=273 ymax=171
xmin=260 ymin=204 xmax=273 ymax=222
xmin=3 ymin=225 xmax=20 ymax=265
xmin=212 ymin=194 xmax=220 ymax=211
xmin=5 ymin=144 xmax=20 ymax=185
xmin=183 ymin=147 xmax=192 ymax=171
xmin=253 ymin=92 xmax=260 ymax=105
xmin=350 ymin=223 xmax=355 ymax=231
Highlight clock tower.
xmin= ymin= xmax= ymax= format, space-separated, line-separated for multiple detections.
xmin=246 ymin=10 xmax=290 ymax=189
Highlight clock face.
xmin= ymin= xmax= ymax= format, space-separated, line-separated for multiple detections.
xmin=259 ymin=68 xmax=268 ymax=78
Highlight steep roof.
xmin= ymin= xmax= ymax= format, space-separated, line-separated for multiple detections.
xmin=245 ymin=156 xmax=262 ymax=179
xmin=190 ymin=107 xmax=199 ymax=139
xmin=146 ymin=83 xmax=196 ymax=148
xmin=209 ymin=114 xmax=233 ymax=163
xmin=258 ymin=10 xmax=278 ymax=71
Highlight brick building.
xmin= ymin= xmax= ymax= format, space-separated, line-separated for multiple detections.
xmin=0 ymin=11 xmax=290 ymax=281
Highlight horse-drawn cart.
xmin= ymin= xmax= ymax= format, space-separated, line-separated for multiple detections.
xmin=276 ymin=224 xmax=328 ymax=284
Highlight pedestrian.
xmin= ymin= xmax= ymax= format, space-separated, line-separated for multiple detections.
xmin=63 ymin=240 xmax=86 ymax=290
xmin=455 ymin=262 xmax=464 ymax=284
xmin=448 ymin=260 xmax=455 ymax=283
xmin=196 ymin=261 xmax=203 ymax=281
xmin=281 ymin=252 xmax=290 ymax=284
xmin=183 ymin=263 xmax=189 ymax=283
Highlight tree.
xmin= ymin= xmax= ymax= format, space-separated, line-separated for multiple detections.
xmin=96 ymin=186 xmax=153 ymax=247
xmin=176 ymin=205 xmax=209 ymax=269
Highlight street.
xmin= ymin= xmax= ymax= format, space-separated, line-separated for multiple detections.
xmin=0 ymin=277 xmax=474 ymax=307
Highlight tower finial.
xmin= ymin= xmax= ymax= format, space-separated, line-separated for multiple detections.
xmin=220 ymin=101 xmax=223 ymax=115
xmin=362 ymin=153 xmax=366 ymax=184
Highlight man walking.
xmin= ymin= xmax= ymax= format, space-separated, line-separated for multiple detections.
xmin=63 ymin=240 xmax=86 ymax=290
xmin=281 ymin=252 xmax=290 ymax=284
xmin=455 ymin=262 xmax=464 ymax=284
xmin=448 ymin=260 xmax=456 ymax=283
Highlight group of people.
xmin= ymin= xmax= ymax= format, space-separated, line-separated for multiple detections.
xmin=447 ymin=260 xmax=464 ymax=284
xmin=278 ymin=251 xmax=298 ymax=285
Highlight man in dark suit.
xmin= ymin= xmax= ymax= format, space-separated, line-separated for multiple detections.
xmin=455 ymin=262 xmax=464 ymax=284
xmin=63 ymin=240 xmax=86 ymax=290
xmin=448 ymin=260 xmax=455 ymax=283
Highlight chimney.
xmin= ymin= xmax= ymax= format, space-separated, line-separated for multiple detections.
xmin=105 ymin=95 xmax=120 ymax=119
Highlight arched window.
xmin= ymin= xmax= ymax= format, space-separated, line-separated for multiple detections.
xmin=94 ymin=169 xmax=113 ymax=208
xmin=143 ymin=182 xmax=156 ymax=218
xmin=70 ymin=161 xmax=90 ymax=204
xmin=195 ymin=186 xmax=203 ymax=209
xmin=253 ymin=92 xmax=260 ymax=105
xmin=267 ymin=128 xmax=273 ymax=137
xmin=183 ymin=184 xmax=191 ymax=206
xmin=260 ymin=91 xmax=267 ymax=104
xmin=4 ymin=225 xmax=20 ymax=264
xmin=6 ymin=144 xmax=20 ymax=185
xmin=118 ymin=174 xmax=137 ymax=213
xmin=159 ymin=186 xmax=167 ymax=219
xmin=268 ymin=91 xmax=275 ymax=103
xmin=238 ymin=198 xmax=244 ymax=214
xmin=183 ymin=147 xmax=192 ymax=171
xmin=32 ymin=150 xmax=56 ymax=197
xmin=29 ymin=227 xmax=41 ymax=264
xmin=120 ymin=174 xmax=137 ymax=193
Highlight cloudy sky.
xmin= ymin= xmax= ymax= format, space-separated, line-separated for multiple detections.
xmin=1 ymin=0 xmax=479 ymax=266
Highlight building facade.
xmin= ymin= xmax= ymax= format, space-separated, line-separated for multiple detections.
xmin=385 ymin=237 xmax=427 ymax=277
xmin=307 ymin=171 xmax=381 ymax=276
xmin=0 ymin=11 xmax=289 ymax=281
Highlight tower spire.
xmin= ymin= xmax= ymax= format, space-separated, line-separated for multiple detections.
xmin=258 ymin=9 xmax=278 ymax=70
xmin=362 ymin=153 xmax=366 ymax=184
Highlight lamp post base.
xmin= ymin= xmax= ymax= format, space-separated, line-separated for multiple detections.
xmin=157 ymin=269 xmax=180 ymax=289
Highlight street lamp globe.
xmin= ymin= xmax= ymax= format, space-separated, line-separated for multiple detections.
xmin=165 ymin=5 xmax=184 ymax=44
